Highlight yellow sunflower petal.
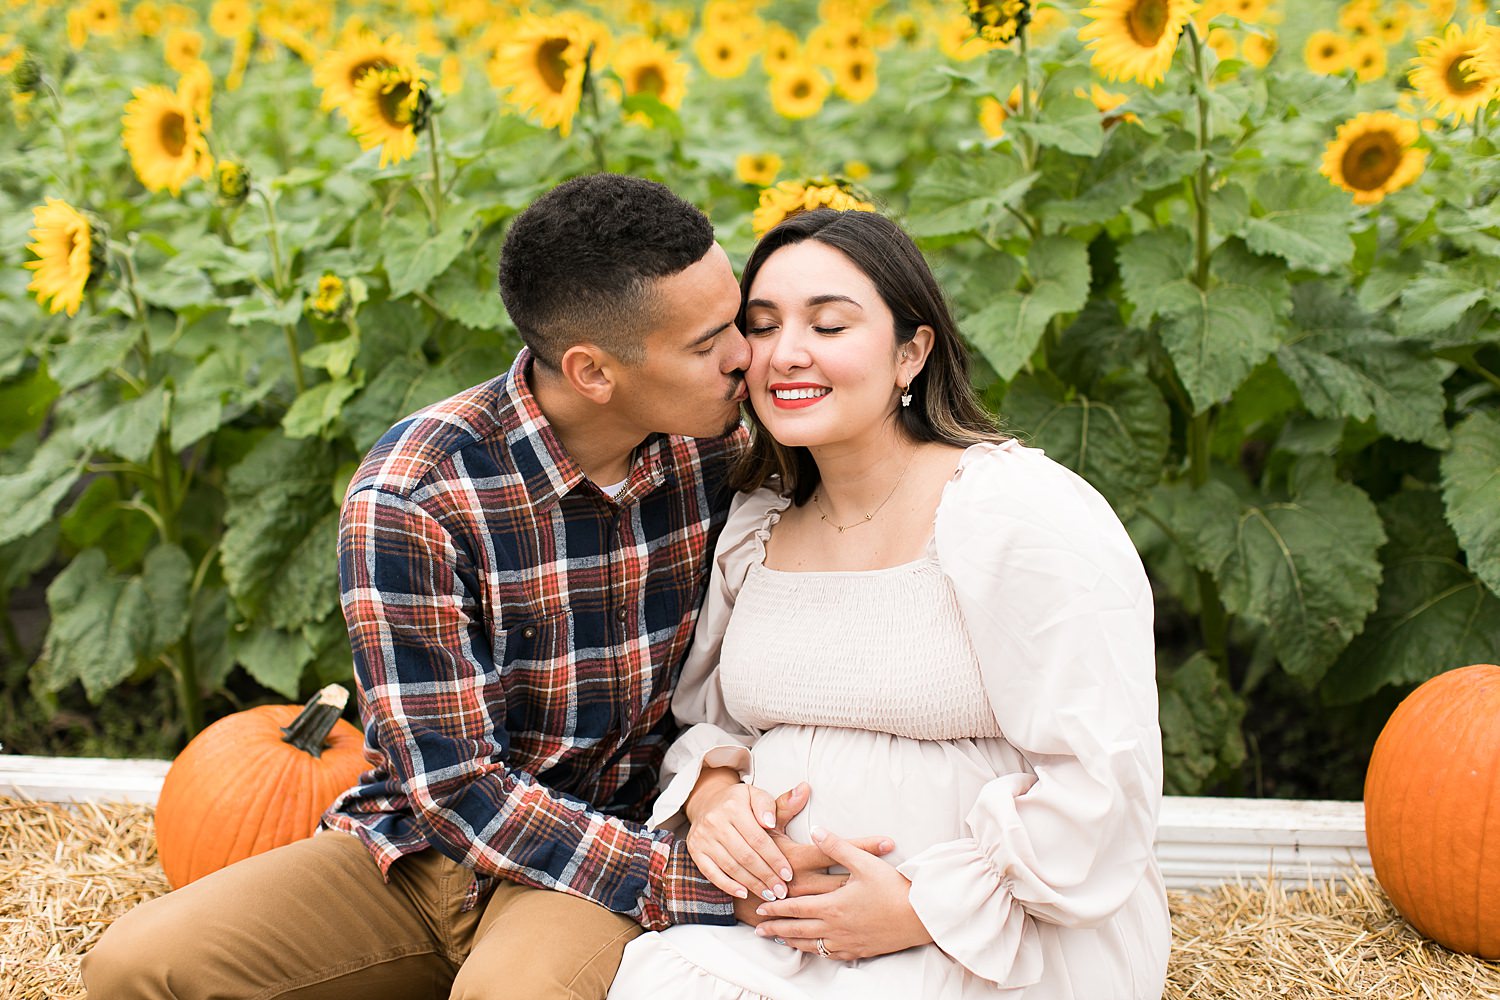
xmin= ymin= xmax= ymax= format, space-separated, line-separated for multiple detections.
xmin=25 ymin=198 xmax=96 ymax=317
xmin=1078 ymin=0 xmax=1199 ymax=87
xmin=1319 ymin=110 xmax=1426 ymax=205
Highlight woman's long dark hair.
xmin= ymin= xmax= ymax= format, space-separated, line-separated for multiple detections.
xmin=730 ymin=208 xmax=1007 ymax=503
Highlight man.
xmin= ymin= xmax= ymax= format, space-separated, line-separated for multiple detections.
xmin=83 ymin=175 xmax=843 ymax=999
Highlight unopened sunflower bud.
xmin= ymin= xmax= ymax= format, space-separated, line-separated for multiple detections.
xmin=12 ymin=54 xmax=41 ymax=95
xmin=215 ymin=160 xmax=250 ymax=205
xmin=407 ymin=84 xmax=432 ymax=134
xmin=308 ymin=273 xmax=347 ymax=321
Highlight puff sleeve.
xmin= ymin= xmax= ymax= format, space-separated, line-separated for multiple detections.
xmin=895 ymin=442 xmax=1164 ymax=987
xmin=647 ymin=487 xmax=791 ymax=833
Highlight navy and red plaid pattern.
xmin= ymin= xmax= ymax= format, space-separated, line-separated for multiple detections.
xmin=323 ymin=349 xmax=744 ymax=929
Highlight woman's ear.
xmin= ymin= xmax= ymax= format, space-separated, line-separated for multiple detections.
xmin=900 ymin=325 xmax=936 ymax=386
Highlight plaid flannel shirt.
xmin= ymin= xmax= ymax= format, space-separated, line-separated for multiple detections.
xmin=323 ymin=349 xmax=744 ymax=929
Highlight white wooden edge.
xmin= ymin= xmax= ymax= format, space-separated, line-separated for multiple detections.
xmin=0 ymin=757 xmax=1373 ymax=891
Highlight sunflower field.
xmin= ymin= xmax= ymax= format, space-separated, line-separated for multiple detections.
xmin=2 ymin=0 xmax=1498 ymax=796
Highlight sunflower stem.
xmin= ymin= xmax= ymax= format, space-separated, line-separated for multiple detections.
xmin=41 ymin=81 xmax=83 ymax=201
xmin=1018 ymin=28 xmax=1036 ymax=171
xmin=1185 ymin=23 xmax=1212 ymax=290
xmin=254 ymin=187 xmax=288 ymax=294
xmin=282 ymin=323 xmax=307 ymax=395
xmin=426 ymin=114 xmax=445 ymax=233
xmin=582 ymin=47 xmax=609 ymax=173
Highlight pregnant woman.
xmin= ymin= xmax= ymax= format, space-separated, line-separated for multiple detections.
xmin=608 ymin=208 xmax=1169 ymax=999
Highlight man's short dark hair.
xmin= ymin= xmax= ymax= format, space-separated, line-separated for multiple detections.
xmin=497 ymin=174 xmax=716 ymax=369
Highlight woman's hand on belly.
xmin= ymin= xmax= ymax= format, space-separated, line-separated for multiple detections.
xmin=752 ymin=826 xmax=935 ymax=962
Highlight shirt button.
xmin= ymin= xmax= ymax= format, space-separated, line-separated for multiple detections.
xmin=521 ymin=626 xmax=537 ymax=639
xmin=616 ymin=607 xmax=629 ymax=621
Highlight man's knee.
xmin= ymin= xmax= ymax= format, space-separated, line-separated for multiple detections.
xmin=450 ymin=921 xmax=640 ymax=1000
xmin=82 ymin=902 xmax=172 ymax=999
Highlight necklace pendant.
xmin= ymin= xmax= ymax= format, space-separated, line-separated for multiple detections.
xmin=837 ymin=525 xmax=846 ymax=533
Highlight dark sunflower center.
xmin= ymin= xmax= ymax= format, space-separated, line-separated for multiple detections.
xmin=632 ymin=65 xmax=665 ymax=96
xmin=850 ymin=62 xmax=865 ymax=81
xmin=348 ymin=57 xmax=390 ymax=88
xmin=1445 ymin=54 xmax=1483 ymax=95
xmin=792 ymin=80 xmax=811 ymax=99
xmin=378 ymin=81 xmax=413 ymax=126
xmin=536 ymin=38 xmax=570 ymax=93
xmin=1341 ymin=131 xmax=1399 ymax=191
xmin=159 ymin=111 xmax=187 ymax=156
xmin=1126 ymin=0 xmax=1169 ymax=47
xmin=1321 ymin=43 xmax=1337 ymax=58
xmin=716 ymin=44 xmax=732 ymax=61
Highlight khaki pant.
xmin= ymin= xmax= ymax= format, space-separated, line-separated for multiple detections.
xmin=82 ymin=829 xmax=642 ymax=1000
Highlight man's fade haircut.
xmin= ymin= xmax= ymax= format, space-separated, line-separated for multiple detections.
xmin=497 ymin=174 xmax=716 ymax=370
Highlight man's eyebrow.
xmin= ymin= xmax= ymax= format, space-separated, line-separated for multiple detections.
xmin=690 ymin=320 xmax=734 ymax=347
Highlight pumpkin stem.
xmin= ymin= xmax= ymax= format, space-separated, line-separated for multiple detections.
xmin=279 ymin=684 xmax=350 ymax=758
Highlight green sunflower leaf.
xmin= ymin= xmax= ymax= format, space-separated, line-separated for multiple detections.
xmin=1004 ymin=369 xmax=1169 ymax=512
xmin=1242 ymin=169 xmax=1355 ymax=272
xmin=1157 ymin=457 xmax=1385 ymax=681
xmin=0 ymin=436 xmax=88 ymax=547
xmin=1277 ymin=283 xmax=1449 ymax=448
xmin=1441 ymin=410 xmax=1500 ymax=596
xmin=963 ymin=236 xmax=1089 ymax=380
xmin=1324 ymin=489 xmax=1500 ymax=703
xmin=1397 ymin=256 xmax=1500 ymax=337
xmin=906 ymin=153 xmax=1037 ymax=239
xmin=1158 ymin=651 xmax=1247 ymax=795
xmin=383 ymin=218 xmax=470 ymax=299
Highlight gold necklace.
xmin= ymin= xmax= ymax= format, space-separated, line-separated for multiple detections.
xmin=811 ymin=452 xmax=915 ymax=533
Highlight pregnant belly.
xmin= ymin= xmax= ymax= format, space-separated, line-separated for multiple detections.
xmin=747 ymin=724 xmax=1027 ymax=866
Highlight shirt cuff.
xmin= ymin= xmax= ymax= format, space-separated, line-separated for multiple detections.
xmin=636 ymin=837 xmax=736 ymax=931
xmin=648 ymin=743 xmax=754 ymax=834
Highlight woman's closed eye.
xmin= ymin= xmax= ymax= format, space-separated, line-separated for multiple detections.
xmin=747 ymin=324 xmax=779 ymax=336
xmin=812 ymin=326 xmax=845 ymax=334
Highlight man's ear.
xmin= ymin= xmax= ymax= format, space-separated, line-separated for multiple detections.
xmin=557 ymin=344 xmax=618 ymax=405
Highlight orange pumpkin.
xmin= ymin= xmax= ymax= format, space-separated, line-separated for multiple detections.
xmin=154 ymin=684 xmax=367 ymax=889
xmin=1364 ymin=663 xmax=1500 ymax=958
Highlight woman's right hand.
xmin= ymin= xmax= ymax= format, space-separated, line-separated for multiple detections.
xmin=683 ymin=771 xmax=806 ymax=902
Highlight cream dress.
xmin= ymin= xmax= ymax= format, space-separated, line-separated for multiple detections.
xmin=608 ymin=441 xmax=1169 ymax=1000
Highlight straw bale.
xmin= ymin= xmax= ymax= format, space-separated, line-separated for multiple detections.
xmin=3 ymin=795 xmax=1499 ymax=999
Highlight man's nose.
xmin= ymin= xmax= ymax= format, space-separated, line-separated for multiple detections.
xmin=724 ymin=326 xmax=752 ymax=372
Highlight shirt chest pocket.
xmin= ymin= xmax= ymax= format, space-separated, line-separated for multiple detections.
xmin=496 ymin=612 xmax=620 ymax=747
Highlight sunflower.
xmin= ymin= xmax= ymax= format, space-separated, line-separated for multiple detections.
xmin=763 ymin=23 xmax=801 ymax=75
xmin=345 ymin=64 xmax=430 ymax=167
xmin=1205 ymin=26 xmax=1236 ymax=61
xmin=1320 ymin=110 xmax=1426 ymax=205
xmin=491 ymin=13 xmax=605 ymax=137
xmin=1374 ymin=12 xmax=1408 ymax=45
xmin=308 ymin=273 xmax=347 ymax=320
xmin=132 ymin=1 xmax=165 ymax=38
xmin=1087 ymin=82 xmax=1137 ymax=123
xmin=967 ymin=0 xmax=1031 ymax=44
xmin=1349 ymin=37 xmax=1387 ymax=82
xmin=82 ymin=0 xmax=122 ymax=38
xmin=614 ymin=34 xmax=688 ymax=111
xmin=209 ymin=0 xmax=252 ymax=39
xmin=313 ymin=31 xmax=421 ymax=111
xmin=752 ymin=177 xmax=876 ymax=237
xmin=1304 ymin=30 xmax=1349 ymax=74
xmin=831 ymin=47 xmax=878 ymax=102
xmin=121 ymin=83 xmax=212 ymax=194
xmin=736 ymin=151 xmax=783 ymax=186
xmin=938 ymin=14 xmax=999 ymax=60
xmin=1078 ymin=0 xmax=1198 ymax=87
xmin=693 ymin=26 xmax=754 ymax=78
xmin=1219 ymin=0 xmax=1269 ymax=23
xmin=25 ymin=199 xmax=102 ymax=317
xmin=769 ymin=60 xmax=830 ymax=119
xmin=1409 ymin=20 xmax=1499 ymax=121
xmin=1242 ymin=30 xmax=1276 ymax=67
xmin=978 ymin=85 xmax=1022 ymax=138
xmin=215 ymin=159 xmax=250 ymax=205
xmin=843 ymin=159 xmax=870 ymax=181
xmin=164 ymin=27 xmax=204 ymax=72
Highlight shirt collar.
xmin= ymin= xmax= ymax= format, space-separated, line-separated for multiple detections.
xmin=503 ymin=348 xmax=675 ymax=513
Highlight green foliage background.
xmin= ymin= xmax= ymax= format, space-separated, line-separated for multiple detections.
xmin=1 ymin=1 xmax=1497 ymax=799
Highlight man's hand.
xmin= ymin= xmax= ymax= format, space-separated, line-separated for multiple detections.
xmin=751 ymin=826 xmax=932 ymax=961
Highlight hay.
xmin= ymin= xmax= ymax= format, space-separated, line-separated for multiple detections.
xmin=2 ymin=796 xmax=1498 ymax=1000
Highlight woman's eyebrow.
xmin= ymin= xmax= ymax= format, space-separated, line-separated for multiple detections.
xmin=744 ymin=295 xmax=862 ymax=309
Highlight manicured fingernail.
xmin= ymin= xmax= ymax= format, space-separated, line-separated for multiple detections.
xmin=774 ymin=883 xmax=787 ymax=899
xmin=881 ymin=840 xmax=894 ymax=852
xmin=761 ymin=889 xmax=776 ymax=901
xmin=762 ymin=812 xmax=775 ymax=827
xmin=780 ymin=867 xmax=793 ymax=881
xmin=811 ymin=826 xmax=827 ymax=842
xmin=755 ymin=926 xmax=769 ymax=937
xmin=734 ymin=887 xmax=748 ymax=898
xmin=775 ymin=937 xmax=787 ymax=946
xmin=756 ymin=905 xmax=768 ymax=916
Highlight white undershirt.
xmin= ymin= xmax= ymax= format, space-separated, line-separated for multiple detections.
xmin=598 ymin=478 xmax=629 ymax=499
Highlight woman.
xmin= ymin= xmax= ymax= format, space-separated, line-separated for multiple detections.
xmin=608 ymin=209 xmax=1168 ymax=999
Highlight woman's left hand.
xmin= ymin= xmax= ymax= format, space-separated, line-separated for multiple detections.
xmin=751 ymin=826 xmax=935 ymax=961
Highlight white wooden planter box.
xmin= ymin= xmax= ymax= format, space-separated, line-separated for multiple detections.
xmin=0 ymin=755 xmax=1372 ymax=892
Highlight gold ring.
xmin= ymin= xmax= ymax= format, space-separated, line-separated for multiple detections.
xmin=815 ymin=937 xmax=831 ymax=958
